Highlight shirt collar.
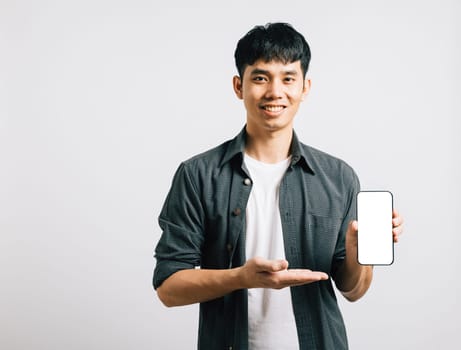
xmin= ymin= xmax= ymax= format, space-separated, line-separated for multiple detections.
xmin=290 ymin=131 xmax=315 ymax=174
xmin=220 ymin=126 xmax=315 ymax=174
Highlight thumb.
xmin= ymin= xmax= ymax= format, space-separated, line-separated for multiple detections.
xmin=350 ymin=220 xmax=358 ymax=232
xmin=346 ymin=220 xmax=358 ymax=235
xmin=271 ymin=259 xmax=289 ymax=272
xmin=346 ymin=220 xmax=358 ymax=245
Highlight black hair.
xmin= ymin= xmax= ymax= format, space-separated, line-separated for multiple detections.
xmin=234 ymin=22 xmax=311 ymax=78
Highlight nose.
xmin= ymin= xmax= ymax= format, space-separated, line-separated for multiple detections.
xmin=265 ymin=79 xmax=284 ymax=100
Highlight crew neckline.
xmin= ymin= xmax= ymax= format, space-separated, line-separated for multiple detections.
xmin=244 ymin=153 xmax=292 ymax=169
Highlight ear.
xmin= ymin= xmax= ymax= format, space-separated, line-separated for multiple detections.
xmin=233 ymin=75 xmax=243 ymax=100
xmin=301 ymin=78 xmax=311 ymax=101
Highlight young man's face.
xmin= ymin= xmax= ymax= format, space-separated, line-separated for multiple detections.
xmin=233 ymin=59 xmax=310 ymax=134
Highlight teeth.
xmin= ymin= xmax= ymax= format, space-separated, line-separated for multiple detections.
xmin=263 ymin=106 xmax=284 ymax=112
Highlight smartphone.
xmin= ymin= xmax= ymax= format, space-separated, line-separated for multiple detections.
xmin=357 ymin=191 xmax=394 ymax=265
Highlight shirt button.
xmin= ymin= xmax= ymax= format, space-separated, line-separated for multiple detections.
xmin=243 ymin=178 xmax=252 ymax=186
xmin=226 ymin=243 xmax=233 ymax=252
xmin=232 ymin=208 xmax=241 ymax=216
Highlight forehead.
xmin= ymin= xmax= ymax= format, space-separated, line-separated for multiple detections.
xmin=244 ymin=59 xmax=303 ymax=76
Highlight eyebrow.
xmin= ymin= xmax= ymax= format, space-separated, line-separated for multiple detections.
xmin=249 ymin=68 xmax=299 ymax=76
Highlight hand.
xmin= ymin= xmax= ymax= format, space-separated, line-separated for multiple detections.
xmin=392 ymin=209 xmax=404 ymax=242
xmin=346 ymin=209 xmax=405 ymax=249
xmin=239 ymin=257 xmax=329 ymax=290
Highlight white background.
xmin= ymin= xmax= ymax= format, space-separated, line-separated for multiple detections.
xmin=1 ymin=0 xmax=460 ymax=349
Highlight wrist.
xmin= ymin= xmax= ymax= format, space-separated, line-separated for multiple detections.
xmin=232 ymin=265 xmax=249 ymax=289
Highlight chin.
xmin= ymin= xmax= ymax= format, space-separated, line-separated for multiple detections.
xmin=263 ymin=121 xmax=292 ymax=132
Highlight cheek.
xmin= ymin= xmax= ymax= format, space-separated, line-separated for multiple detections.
xmin=242 ymin=91 xmax=261 ymax=106
xmin=243 ymin=97 xmax=258 ymax=113
xmin=289 ymin=89 xmax=306 ymax=103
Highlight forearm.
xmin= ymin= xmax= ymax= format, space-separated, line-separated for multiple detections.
xmin=156 ymin=267 xmax=245 ymax=307
xmin=156 ymin=257 xmax=329 ymax=306
xmin=335 ymin=256 xmax=373 ymax=302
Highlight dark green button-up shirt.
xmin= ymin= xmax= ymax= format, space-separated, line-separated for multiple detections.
xmin=154 ymin=127 xmax=360 ymax=349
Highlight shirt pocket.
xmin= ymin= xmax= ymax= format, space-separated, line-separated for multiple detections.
xmin=307 ymin=213 xmax=343 ymax=272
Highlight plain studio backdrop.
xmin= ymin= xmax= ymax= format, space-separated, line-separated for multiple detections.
xmin=1 ymin=0 xmax=460 ymax=349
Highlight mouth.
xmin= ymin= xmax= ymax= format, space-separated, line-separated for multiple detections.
xmin=260 ymin=105 xmax=286 ymax=113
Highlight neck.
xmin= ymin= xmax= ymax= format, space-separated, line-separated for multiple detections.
xmin=245 ymin=125 xmax=293 ymax=164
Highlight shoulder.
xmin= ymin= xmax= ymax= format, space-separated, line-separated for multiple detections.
xmin=172 ymin=137 xmax=239 ymax=191
xmin=181 ymin=127 xmax=246 ymax=172
xmin=301 ymin=142 xmax=359 ymax=187
xmin=181 ymin=139 xmax=233 ymax=171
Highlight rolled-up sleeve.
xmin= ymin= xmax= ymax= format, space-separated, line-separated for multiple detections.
xmin=153 ymin=162 xmax=205 ymax=289
xmin=331 ymin=166 xmax=360 ymax=279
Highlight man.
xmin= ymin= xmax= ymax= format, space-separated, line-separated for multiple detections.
xmin=153 ymin=23 xmax=403 ymax=349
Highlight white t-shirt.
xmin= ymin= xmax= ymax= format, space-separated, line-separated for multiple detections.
xmin=244 ymin=154 xmax=299 ymax=350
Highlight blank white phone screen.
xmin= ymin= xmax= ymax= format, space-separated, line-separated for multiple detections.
xmin=357 ymin=191 xmax=394 ymax=265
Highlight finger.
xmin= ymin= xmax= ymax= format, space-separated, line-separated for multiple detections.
xmin=265 ymin=269 xmax=330 ymax=289
xmin=393 ymin=225 xmax=403 ymax=235
xmin=392 ymin=217 xmax=403 ymax=227
xmin=255 ymin=257 xmax=288 ymax=272
xmin=276 ymin=271 xmax=329 ymax=288
xmin=346 ymin=221 xmax=358 ymax=247
xmin=271 ymin=259 xmax=289 ymax=271
xmin=309 ymin=271 xmax=329 ymax=280
xmin=349 ymin=220 xmax=358 ymax=232
xmin=287 ymin=269 xmax=329 ymax=281
xmin=393 ymin=226 xmax=403 ymax=242
xmin=392 ymin=209 xmax=403 ymax=227
xmin=346 ymin=220 xmax=358 ymax=241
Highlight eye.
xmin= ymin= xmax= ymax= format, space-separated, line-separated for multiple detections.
xmin=252 ymin=76 xmax=267 ymax=83
xmin=284 ymin=77 xmax=295 ymax=83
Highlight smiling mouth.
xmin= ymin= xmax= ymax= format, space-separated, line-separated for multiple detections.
xmin=261 ymin=105 xmax=286 ymax=112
